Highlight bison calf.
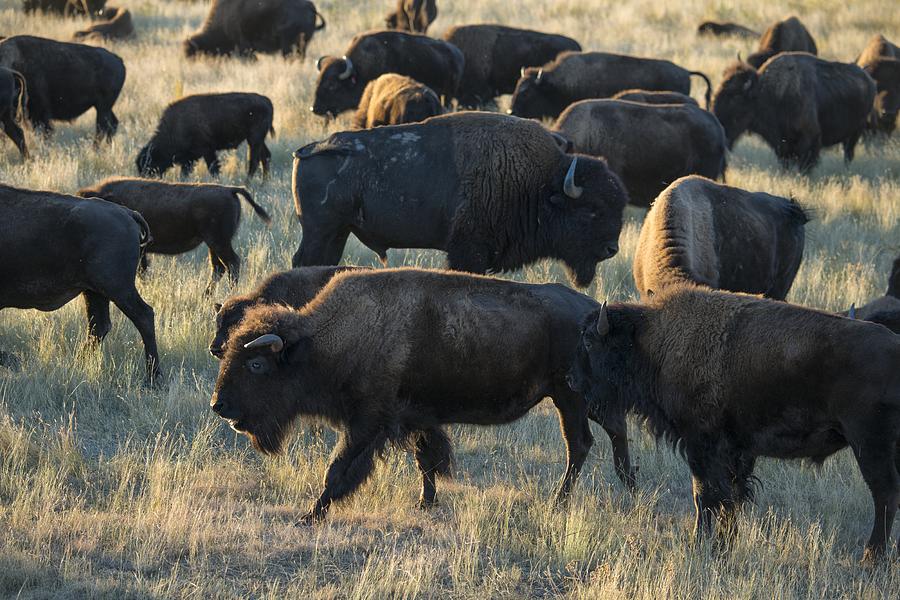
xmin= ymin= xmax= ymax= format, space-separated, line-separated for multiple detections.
xmin=136 ymin=93 xmax=274 ymax=178
xmin=849 ymin=254 xmax=900 ymax=333
xmin=0 ymin=67 xmax=27 ymax=158
xmin=73 ymin=6 xmax=134 ymax=41
xmin=747 ymin=16 xmax=817 ymax=69
xmin=78 ymin=178 xmax=271 ymax=293
xmin=352 ymin=74 xmax=442 ymax=129
xmin=856 ymin=35 xmax=900 ymax=135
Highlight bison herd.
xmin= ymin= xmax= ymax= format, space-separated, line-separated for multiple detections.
xmin=2 ymin=0 xmax=900 ymax=564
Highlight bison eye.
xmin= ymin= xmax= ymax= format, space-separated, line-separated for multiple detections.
xmin=247 ymin=359 xmax=267 ymax=375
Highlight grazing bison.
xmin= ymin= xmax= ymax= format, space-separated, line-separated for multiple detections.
xmin=185 ymin=0 xmax=325 ymax=59
xmin=856 ymin=35 xmax=900 ymax=134
xmin=0 ymin=184 xmax=159 ymax=381
xmin=353 ymin=74 xmax=443 ymax=129
xmin=612 ymin=89 xmax=699 ymax=106
xmin=509 ymin=52 xmax=713 ymax=120
xmin=291 ymin=112 xmax=628 ymax=287
xmin=747 ymin=16 xmax=817 ymax=69
xmin=211 ymin=268 xmax=610 ymax=521
xmin=0 ymin=35 xmax=125 ymax=140
xmin=311 ymin=31 xmax=463 ymax=118
xmin=712 ymin=53 xmax=875 ymax=172
xmin=569 ymin=286 xmax=900 ymax=560
xmin=442 ymin=24 xmax=581 ymax=107
xmin=77 ymin=178 xmax=271 ymax=293
xmin=0 ymin=67 xmax=27 ymax=158
xmin=697 ymin=21 xmax=759 ymax=39
xmin=73 ymin=6 xmax=134 ymax=41
xmin=633 ymin=176 xmax=808 ymax=301
xmin=385 ymin=0 xmax=437 ymax=34
xmin=849 ymin=254 xmax=900 ymax=333
xmin=553 ymin=99 xmax=727 ymax=207
xmin=23 ymin=0 xmax=105 ymax=16
xmin=136 ymin=93 xmax=273 ymax=178
xmin=209 ymin=266 xmax=366 ymax=359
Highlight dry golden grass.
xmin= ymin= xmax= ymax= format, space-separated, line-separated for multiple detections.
xmin=0 ymin=0 xmax=898 ymax=597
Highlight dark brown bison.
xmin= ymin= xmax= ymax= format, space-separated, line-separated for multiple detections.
xmin=569 ymin=286 xmax=900 ymax=560
xmin=136 ymin=93 xmax=273 ymax=178
xmin=553 ymin=99 xmax=727 ymax=207
xmin=0 ymin=184 xmax=159 ymax=382
xmin=0 ymin=35 xmax=125 ymax=140
xmin=849 ymin=254 xmax=900 ymax=333
xmin=0 ymin=67 xmax=27 ymax=158
xmin=311 ymin=31 xmax=464 ymax=118
xmin=185 ymin=0 xmax=325 ymax=58
xmin=23 ymin=0 xmax=105 ymax=16
xmin=633 ymin=176 xmax=809 ymax=301
xmin=352 ymin=74 xmax=443 ymax=129
xmin=384 ymin=0 xmax=437 ymax=34
xmin=747 ymin=16 xmax=817 ymax=69
xmin=697 ymin=21 xmax=758 ymax=39
xmin=291 ymin=112 xmax=628 ymax=287
xmin=712 ymin=53 xmax=875 ymax=172
xmin=611 ymin=89 xmax=699 ymax=106
xmin=856 ymin=35 xmax=900 ymax=134
xmin=77 ymin=178 xmax=271 ymax=293
xmin=509 ymin=51 xmax=712 ymax=120
xmin=73 ymin=6 xmax=134 ymax=41
xmin=210 ymin=268 xmax=603 ymax=521
xmin=209 ymin=266 xmax=366 ymax=358
xmin=442 ymin=24 xmax=581 ymax=107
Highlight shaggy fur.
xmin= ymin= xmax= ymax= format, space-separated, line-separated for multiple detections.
xmin=73 ymin=7 xmax=134 ymax=41
xmin=851 ymin=254 xmax=900 ymax=333
xmin=747 ymin=16 xmax=817 ymax=69
xmin=77 ymin=178 xmax=271 ymax=293
xmin=856 ymin=35 xmax=900 ymax=134
xmin=352 ymin=74 xmax=443 ymax=129
xmin=553 ymin=100 xmax=726 ymax=206
xmin=612 ymin=89 xmax=699 ymax=106
xmin=135 ymin=93 xmax=273 ymax=178
xmin=697 ymin=21 xmax=758 ymax=39
xmin=633 ymin=176 xmax=809 ymax=301
xmin=291 ymin=112 xmax=628 ymax=287
xmin=0 ymin=67 xmax=27 ymax=158
xmin=569 ymin=285 xmax=900 ymax=559
xmin=0 ymin=184 xmax=159 ymax=381
xmin=384 ymin=0 xmax=437 ymax=34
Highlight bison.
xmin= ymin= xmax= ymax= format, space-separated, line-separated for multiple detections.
xmin=569 ymin=286 xmax=900 ymax=560
xmin=136 ymin=93 xmax=273 ymax=178
xmin=0 ymin=35 xmax=125 ymax=140
xmin=185 ymin=0 xmax=325 ymax=59
xmin=553 ymin=99 xmax=727 ymax=207
xmin=633 ymin=176 xmax=808 ymax=301
xmin=849 ymin=254 xmax=900 ymax=333
xmin=291 ymin=112 xmax=628 ymax=287
xmin=697 ymin=21 xmax=759 ymax=39
xmin=441 ymin=24 xmax=581 ymax=107
xmin=311 ymin=31 xmax=463 ymax=118
xmin=712 ymin=53 xmax=875 ymax=172
xmin=352 ymin=74 xmax=443 ymax=129
xmin=856 ymin=35 xmax=900 ymax=134
xmin=0 ymin=67 xmax=27 ymax=158
xmin=509 ymin=51 xmax=713 ymax=120
xmin=210 ymin=268 xmax=610 ymax=521
xmin=73 ymin=6 xmax=134 ymax=41
xmin=747 ymin=16 xmax=817 ymax=69
xmin=611 ymin=89 xmax=699 ymax=106
xmin=0 ymin=184 xmax=159 ymax=382
xmin=77 ymin=178 xmax=271 ymax=294
xmin=23 ymin=0 xmax=105 ymax=16
xmin=384 ymin=0 xmax=437 ymax=34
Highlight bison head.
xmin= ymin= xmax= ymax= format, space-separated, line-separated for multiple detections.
xmin=209 ymin=297 xmax=257 ymax=359
xmin=867 ymin=58 xmax=900 ymax=134
xmin=211 ymin=305 xmax=311 ymax=455
xmin=135 ymin=143 xmax=172 ymax=177
xmin=509 ymin=67 xmax=557 ymax=119
xmin=311 ymin=56 xmax=361 ymax=118
xmin=712 ymin=61 xmax=759 ymax=148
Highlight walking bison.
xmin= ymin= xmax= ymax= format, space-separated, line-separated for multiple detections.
xmin=352 ymin=74 xmax=443 ymax=129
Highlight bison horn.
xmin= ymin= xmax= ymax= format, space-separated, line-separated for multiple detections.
xmin=848 ymin=303 xmax=857 ymax=320
xmin=596 ymin=301 xmax=610 ymax=337
xmin=316 ymin=56 xmax=326 ymax=72
xmin=736 ymin=51 xmax=743 ymax=63
xmin=520 ymin=66 xmax=526 ymax=79
xmin=244 ymin=334 xmax=285 ymax=353
xmin=536 ymin=68 xmax=544 ymax=84
xmin=563 ymin=157 xmax=583 ymax=199
xmin=338 ymin=56 xmax=354 ymax=80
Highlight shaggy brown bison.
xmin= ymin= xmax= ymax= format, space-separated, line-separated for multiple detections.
xmin=712 ymin=53 xmax=875 ymax=172
xmin=569 ymin=286 xmax=900 ymax=560
xmin=0 ymin=35 xmax=125 ymax=140
xmin=611 ymin=89 xmax=699 ymax=106
xmin=442 ymin=24 xmax=581 ymax=106
xmin=136 ymin=93 xmax=273 ymax=178
xmin=185 ymin=0 xmax=325 ymax=58
xmin=73 ymin=6 xmax=134 ymax=41
xmin=633 ymin=176 xmax=808 ymax=301
xmin=856 ymin=35 xmax=900 ymax=134
xmin=553 ymin=99 xmax=727 ymax=207
xmin=849 ymin=254 xmax=900 ymax=333
xmin=0 ymin=184 xmax=159 ymax=382
xmin=77 ymin=178 xmax=271 ymax=293
xmin=697 ymin=21 xmax=759 ymax=39
xmin=509 ymin=51 xmax=712 ymax=120
xmin=747 ymin=16 xmax=817 ymax=69
xmin=352 ymin=74 xmax=443 ymax=129
xmin=291 ymin=112 xmax=628 ymax=287
xmin=0 ymin=67 xmax=27 ymax=158
xmin=23 ymin=0 xmax=105 ymax=16
xmin=312 ymin=31 xmax=463 ymax=118
xmin=210 ymin=268 xmax=603 ymax=521
xmin=385 ymin=0 xmax=437 ymax=33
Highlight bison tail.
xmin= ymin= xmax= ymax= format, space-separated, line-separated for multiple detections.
xmin=11 ymin=70 xmax=27 ymax=124
xmin=786 ymin=197 xmax=812 ymax=225
xmin=234 ymin=188 xmax=272 ymax=226
xmin=130 ymin=211 xmax=153 ymax=248
xmin=314 ymin=10 xmax=327 ymax=31
xmin=688 ymin=70 xmax=713 ymax=109
xmin=269 ymin=124 xmax=276 ymax=139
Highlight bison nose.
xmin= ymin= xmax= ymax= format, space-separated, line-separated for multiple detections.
xmin=603 ymin=243 xmax=619 ymax=259
xmin=209 ymin=344 xmax=223 ymax=359
xmin=212 ymin=400 xmax=226 ymax=415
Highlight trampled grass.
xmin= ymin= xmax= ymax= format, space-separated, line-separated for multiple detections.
xmin=0 ymin=0 xmax=898 ymax=597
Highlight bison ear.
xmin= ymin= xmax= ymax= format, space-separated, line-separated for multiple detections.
xmin=848 ymin=303 xmax=857 ymax=320
xmin=213 ymin=302 xmax=223 ymax=314
xmin=284 ymin=337 xmax=311 ymax=365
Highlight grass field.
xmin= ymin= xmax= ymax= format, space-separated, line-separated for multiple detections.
xmin=0 ymin=0 xmax=899 ymax=597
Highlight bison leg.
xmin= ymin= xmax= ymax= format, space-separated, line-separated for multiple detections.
xmin=208 ymin=243 xmax=240 ymax=288
xmin=1 ymin=114 xmax=28 ymax=159
xmin=851 ymin=432 xmax=900 ymax=561
xmin=597 ymin=410 xmax=637 ymax=492
xmin=204 ymin=152 xmax=221 ymax=177
xmin=685 ymin=439 xmax=738 ymax=542
xmin=137 ymin=253 xmax=150 ymax=278
xmin=83 ymin=291 xmax=112 ymax=344
xmin=413 ymin=427 xmax=453 ymax=509
xmin=179 ymin=160 xmax=196 ymax=178
xmin=95 ymin=107 xmax=118 ymax=142
xmin=446 ymin=228 xmax=494 ymax=275
xmin=204 ymin=248 xmax=227 ymax=295
xmin=291 ymin=229 xmax=350 ymax=268
xmin=111 ymin=288 xmax=160 ymax=384
xmin=551 ymin=390 xmax=593 ymax=504
xmin=842 ymin=133 xmax=862 ymax=164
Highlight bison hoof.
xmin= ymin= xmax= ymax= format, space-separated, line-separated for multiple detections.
xmin=295 ymin=511 xmax=324 ymax=526
xmin=417 ymin=498 xmax=437 ymax=510
xmin=861 ymin=547 xmax=884 ymax=564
